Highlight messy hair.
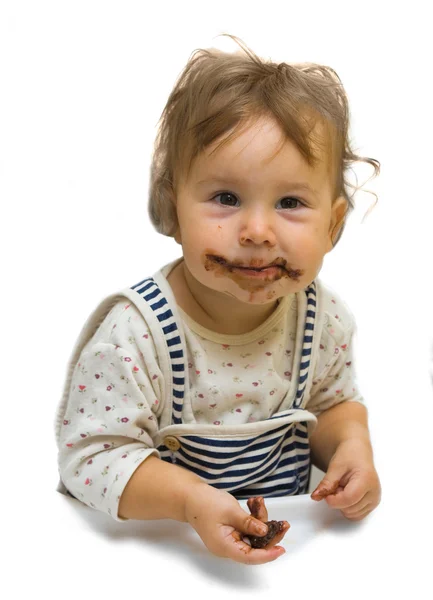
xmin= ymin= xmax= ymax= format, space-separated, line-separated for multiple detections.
xmin=148 ymin=34 xmax=380 ymax=246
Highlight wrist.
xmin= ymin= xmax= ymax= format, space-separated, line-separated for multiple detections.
xmin=182 ymin=480 xmax=212 ymax=524
xmin=334 ymin=436 xmax=374 ymax=463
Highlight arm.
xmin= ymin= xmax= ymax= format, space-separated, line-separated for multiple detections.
xmin=118 ymin=454 xmax=204 ymax=521
xmin=308 ymin=400 xmax=381 ymax=520
xmin=58 ymin=300 xmax=165 ymax=521
xmin=309 ymin=400 xmax=373 ymax=472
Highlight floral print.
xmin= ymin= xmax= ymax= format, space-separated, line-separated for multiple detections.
xmin=57 ymin=260 xmax=364 ymax=522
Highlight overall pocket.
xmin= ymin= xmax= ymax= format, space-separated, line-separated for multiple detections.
xmin=158 ymin=418 xmax=311 ymax=498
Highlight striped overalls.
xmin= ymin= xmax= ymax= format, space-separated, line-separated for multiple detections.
xmin=130 ymin=275 xmax=318 ymax=499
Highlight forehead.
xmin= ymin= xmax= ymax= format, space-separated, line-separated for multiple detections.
xmin=189 ymin=115 xmax=334 ymax=192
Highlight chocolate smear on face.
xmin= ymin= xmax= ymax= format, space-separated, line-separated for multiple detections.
xmin=203 ymin=252 xmax=304 ymax=290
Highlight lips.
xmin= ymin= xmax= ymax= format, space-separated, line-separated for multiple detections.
xmin=206 ymin=254 xmax=287 ymax=271
xmin=237 ymin=265 xmax=284 ymax=271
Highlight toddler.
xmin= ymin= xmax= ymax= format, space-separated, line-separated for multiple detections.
xmin=55 ymin=35 xmax=381 ymax=565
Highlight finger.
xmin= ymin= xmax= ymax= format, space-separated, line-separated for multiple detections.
xmin=325 ymin=481 xmax=368 ymax=510
xmin=311 ymin=479 xmax=340 ymax=501
xmin=342 ymin=505 xmax=372 ymax=522
xmin=229 ymin=530 xmax=286 ymax=565
xmin=342 ymin=497 xmax=371 ymax=517
xmin=247 ymin=496 xmax=268 ymax=521
xmin=230 ymin=497 xmax=274 ymax=537
xmin=234 ymin=509 xmax=270 ymax=539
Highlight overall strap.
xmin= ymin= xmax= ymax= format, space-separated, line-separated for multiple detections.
xmin=129 ymin=276 xmax=185 ymax=425
xmin=293 ymin=281 xmax=317 ymax=409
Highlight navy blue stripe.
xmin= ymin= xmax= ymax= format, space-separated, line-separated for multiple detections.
xmin=152 ymin=297 xmax=168 ymax=311
xmin=275 ymin=452 xmax=309 ymax=470
xmin=130 ymin=278 xmax=147 ymax=289
xmin=293 ymin=440 xmax=309 ymax=450
xmin=162 ymin=322 xmax=178 ymax=334
xmin=300 ymin=360 xmax=310 ymax=370
xmin=295 ymin=425 xmax=309 ymax=439
xmin=305 ymin=322 xmax=314 ymax=331
xmin=306 ymin=310 xmax=315 ymax=318
xmin=169 ymin=350 xmax=183 ymax=359
xmin=302 ymin=348 xmax=311 ymax=356
xmin=172 ymin=400 xmax=183 ymax=412
xmin=171 ymin=363 xmax=184 ymax=372
xmin=166 ymin=336 xmax=181 ymax=347
xmin=172 ymin=377 xmax=184 ymax=385
xmin=144 ymin=288 xmax=160 ymax=301
xmin=133 ymin=279 xmax=153 ymax=292
xmin=157 ymin=309 xmax=173 ymax=322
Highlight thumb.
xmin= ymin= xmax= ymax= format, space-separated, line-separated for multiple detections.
xmin=311 ymin=463 xmax=347 ymax=501
xmin=233 ymin=507 xmax=268 ymax=537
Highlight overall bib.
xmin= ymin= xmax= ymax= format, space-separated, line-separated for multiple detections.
xmin=130 ymin=274 xmax=319 ymax=499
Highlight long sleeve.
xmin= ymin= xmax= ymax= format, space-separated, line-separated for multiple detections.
xmin=58 ymin=300 xmax=165 ymax=521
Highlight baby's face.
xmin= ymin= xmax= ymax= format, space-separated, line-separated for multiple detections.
xmin=173 ymin=115 xmax=346 ymax=305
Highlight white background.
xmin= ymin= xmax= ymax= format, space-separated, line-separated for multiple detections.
xmin=1 ymin=1 xmax=433 ymax=598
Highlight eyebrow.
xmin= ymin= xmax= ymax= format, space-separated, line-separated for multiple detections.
xmin=196 ymin=176 xmax=317 ymax=195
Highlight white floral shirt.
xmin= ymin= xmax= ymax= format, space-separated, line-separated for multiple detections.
xmin=56 ymin=258 xmax=364 ymax=521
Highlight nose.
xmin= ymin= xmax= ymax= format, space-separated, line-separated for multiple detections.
xmin=239 ymin=207 xmax=277 ymax=246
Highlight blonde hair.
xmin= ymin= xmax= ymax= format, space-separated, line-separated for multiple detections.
xmin=148 ymin=35 xmax=380 ymax=246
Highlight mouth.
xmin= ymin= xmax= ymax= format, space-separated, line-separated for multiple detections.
xmin=234 ymin=266 xmax=283 ymax=272
xmin=205 ymin=254 xmax=304 ymax=282
xmin=231 ymin=265 xmax=284 ymax=279
xmin=207 ymin=255 xmax=287 ymax=272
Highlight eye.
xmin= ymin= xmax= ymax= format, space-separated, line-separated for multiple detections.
xmin=212 ymin=192 xmax=239 ymax=207
xmin=278 ymin=197 xmax=302 ymax=209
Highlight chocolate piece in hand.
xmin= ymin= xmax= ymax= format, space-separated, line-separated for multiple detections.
xmin=247 ymin=520 xmax=285 ymax=549
xmin=245 ymin=496 xmax=289 ymax=549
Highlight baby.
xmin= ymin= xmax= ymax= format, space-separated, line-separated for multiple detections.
xmin=55 ymin=35 xmax=381 ymax=565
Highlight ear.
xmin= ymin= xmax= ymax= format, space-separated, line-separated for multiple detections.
xmin=166 ymin=187 xmax=182 ymax=245
xmin=326 ymin=196 xmax=348 ymax=252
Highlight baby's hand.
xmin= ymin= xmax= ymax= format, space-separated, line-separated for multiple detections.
xmin=184 ymin=484 xmax=288 ymax=564
xmin=311 ymin=439 xmax=381 ymax=521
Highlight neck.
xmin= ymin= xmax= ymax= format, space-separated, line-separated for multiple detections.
xmin=180 ymin=260 xmax=280 ymax=335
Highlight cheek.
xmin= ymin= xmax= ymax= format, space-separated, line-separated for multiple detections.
xmin=289 ymin=225 xmax=328 ymax=257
